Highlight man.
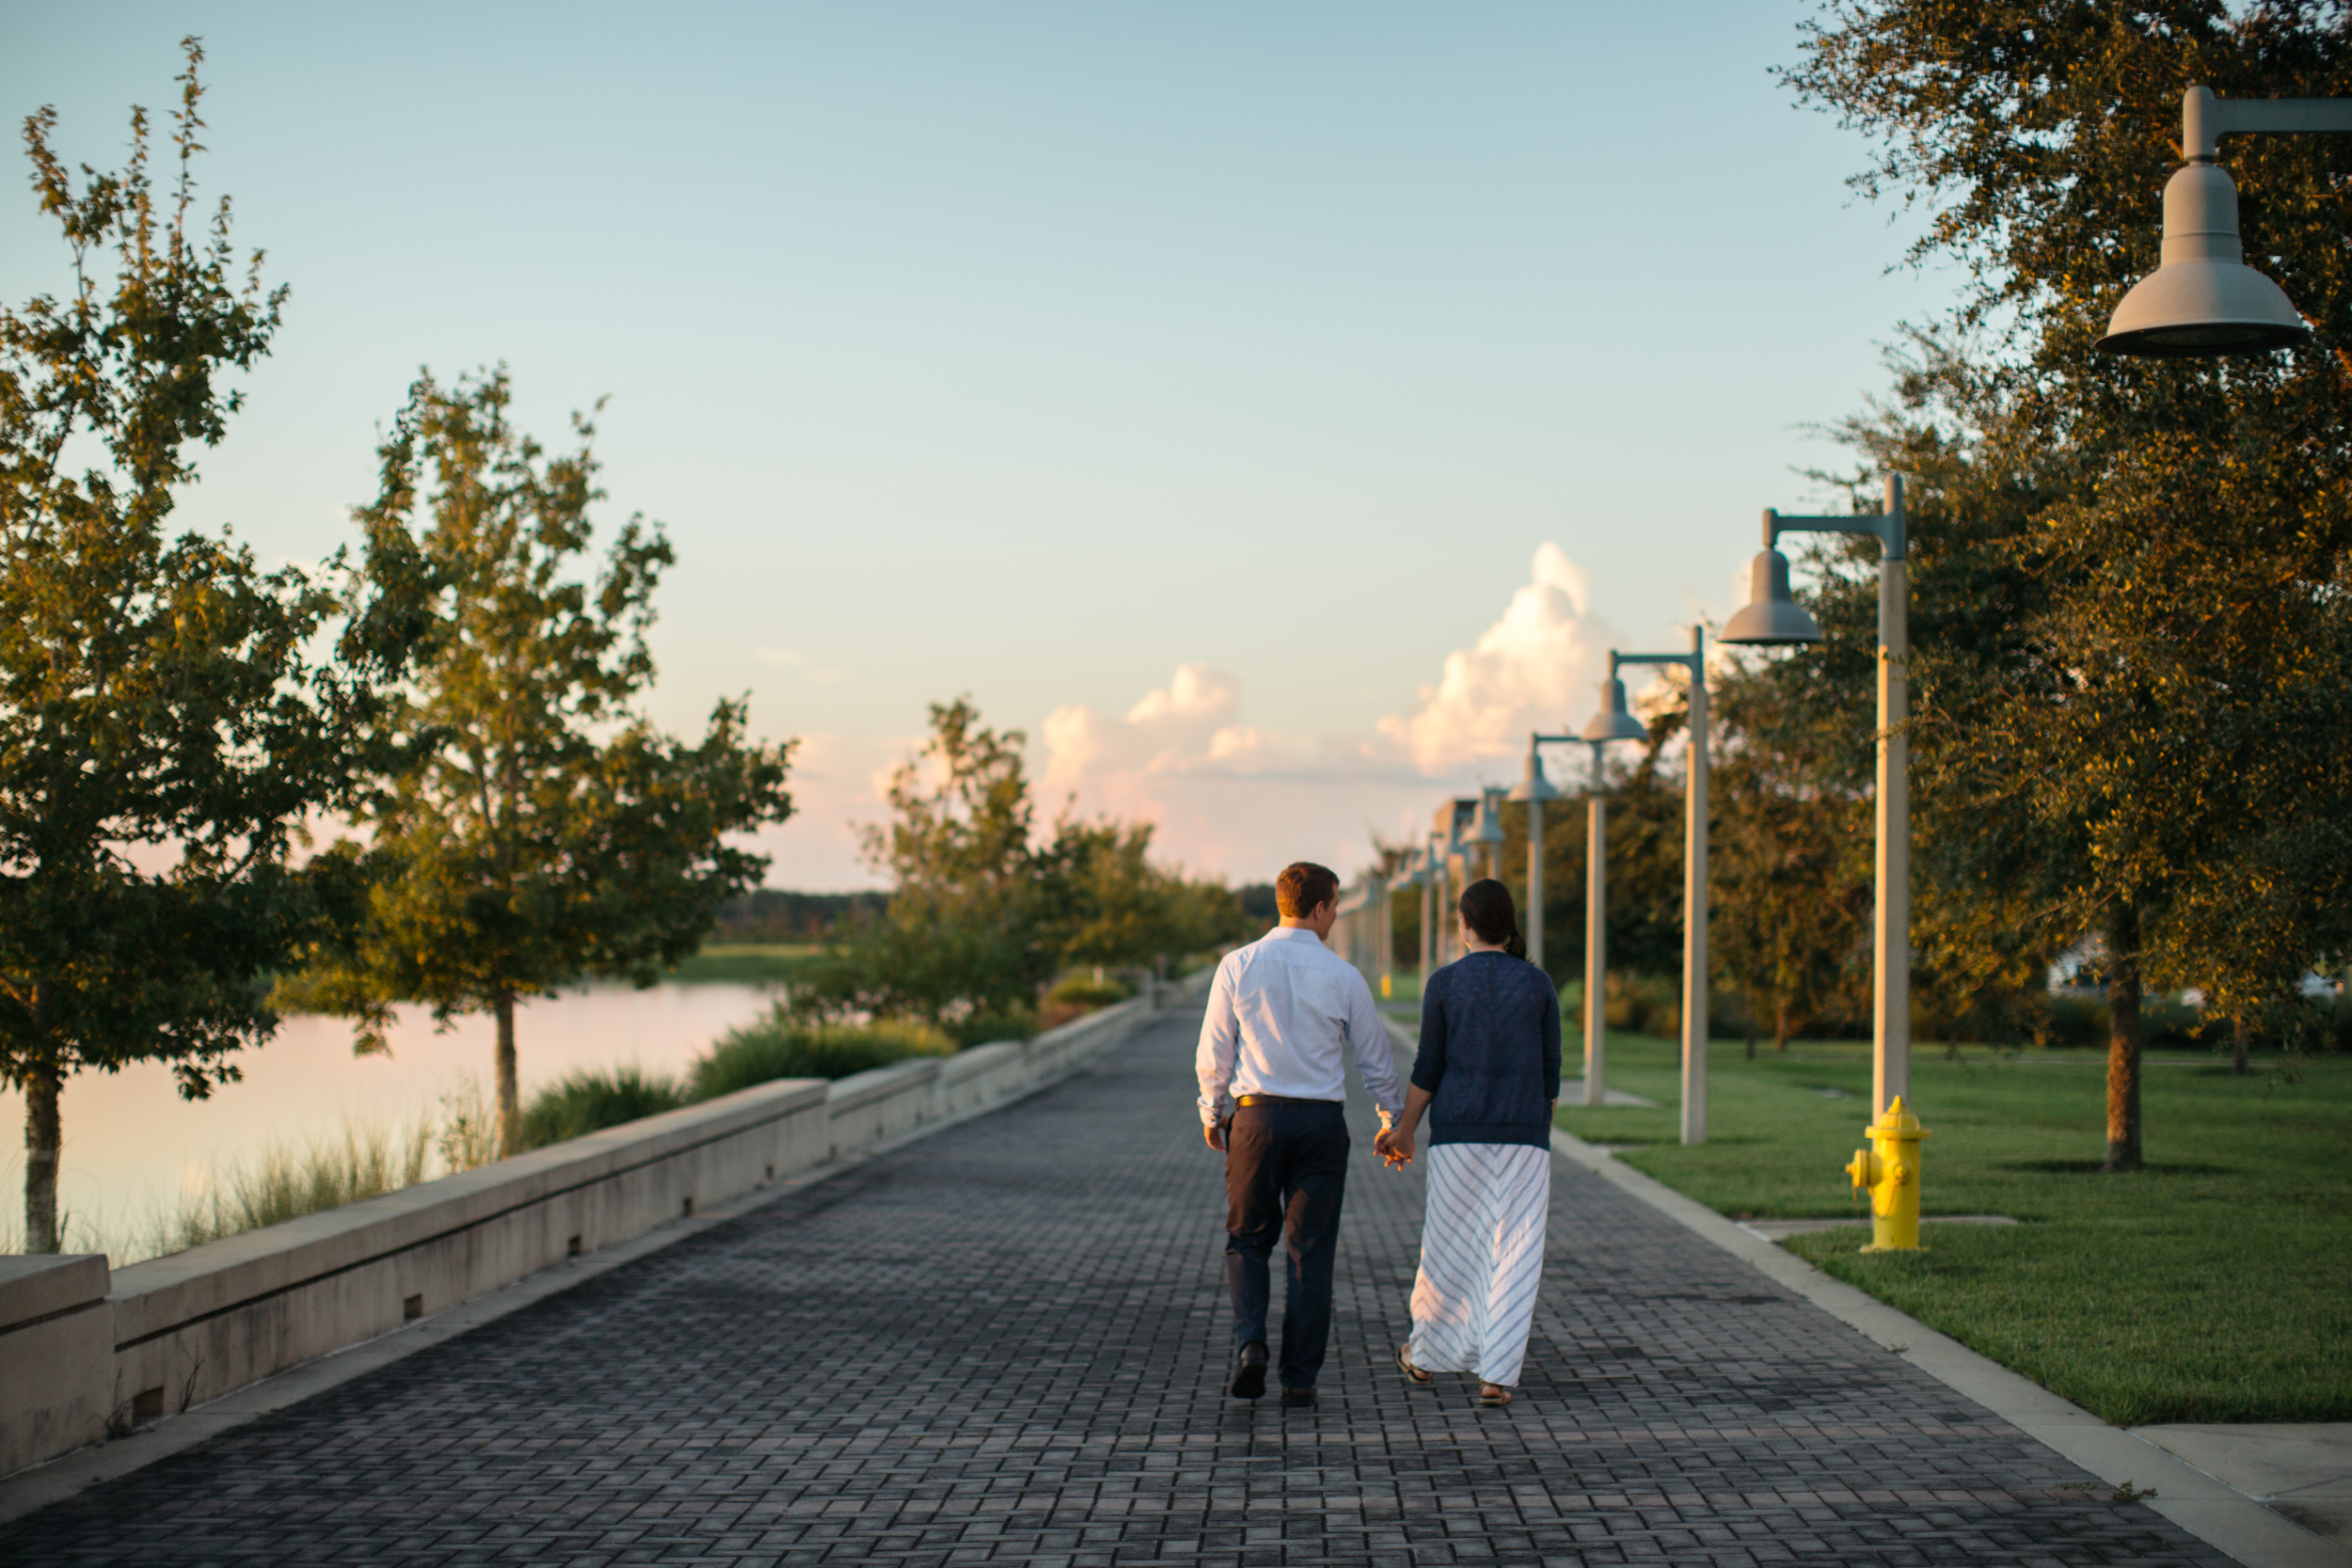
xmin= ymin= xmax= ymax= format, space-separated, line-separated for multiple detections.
xmin=1196 ymin=861 xmax=1404 ymax=1406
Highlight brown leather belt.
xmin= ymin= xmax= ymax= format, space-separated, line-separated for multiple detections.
xmin=1234 ymin=1094 xmax=1327 ymax=1107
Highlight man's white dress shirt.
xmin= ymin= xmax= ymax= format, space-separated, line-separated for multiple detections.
xmin=1195 ymin=927 xmax=1404 ymax=1126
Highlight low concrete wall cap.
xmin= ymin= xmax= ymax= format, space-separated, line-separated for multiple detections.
xmin=0 ymin=1256 xmax=109 ymax=1335
xmin=108 ymin=1075 xmax=830 ymax=1345
xmin=827 ymin=1058 xmax=943 ymax=1114
xmin=938 ymin=1042 xmax=1023 ymax=1085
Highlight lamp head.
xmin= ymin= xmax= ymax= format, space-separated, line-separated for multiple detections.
xmin=2098 ymin=161 xmax=2311 ymax=357
xmin=1506 ymin=745 xmax=1560 ymax=803
xmin=1580 ymin=675 xmax=1647 ymax=744
xmin=1721 ymin=547 xmax=1825 ymax=646
xmin=1470 ymin=788 xmax=1506 ymax=845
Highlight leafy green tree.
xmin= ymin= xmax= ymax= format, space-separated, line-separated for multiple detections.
xmin=1603 ymin=683 xmax=1715 ymax=985
xmin=813 ymin=697 xmax=1248 ymax=1027
xmin=0 ymin=42 xmax=416 ymax=1249
xmin=281 ymin=371 xmax=794 ymax=1155
xmin=1787 ymin=1 xmax=2352 ymax=1168
xmin=1044 ymin=816 xmax=1238 ymax=974
xmin=809 ymin=698 xmax=1057 ymax=1025
xmin=1709 ymin=657 xmax=1874 ymax=1053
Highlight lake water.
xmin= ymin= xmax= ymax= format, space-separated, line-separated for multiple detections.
xmin=0 ymin=982 xmax=781 ymax=1258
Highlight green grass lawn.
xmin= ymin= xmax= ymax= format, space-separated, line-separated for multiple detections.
xmin=1555 ymin=1032 xmax=2352 ymax=1426
xmin=666 ymin=942 xmax=822 ymax=985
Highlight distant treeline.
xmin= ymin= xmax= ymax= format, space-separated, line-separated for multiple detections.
xmin=711 ymin=890 xmax=891 ymax=943
xmin=1235 ymin=884 xmax=1279 ymax=927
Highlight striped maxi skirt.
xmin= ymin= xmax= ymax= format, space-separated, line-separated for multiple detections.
xmin=1406 ymin=1142 xmax=1551 ymax=1387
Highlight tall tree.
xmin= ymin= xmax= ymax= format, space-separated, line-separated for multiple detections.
xmin=1788 ymin=1 xmax=2352 ymax=1168
xmin=1709 ymin=656 xmax=1874 ymax=1053
xmin=0 ymin=41 xmax=413 ymax=1249
xmin=1043 ymin=816 xmax=1237 ymax=974
xmin=811 ymin=697 xmax=1247 ymax=1027
xmin=282 ymin=372 xmax=794 ymax=1155
xmin=811 ymin=698 xmax=1059 ymax=1025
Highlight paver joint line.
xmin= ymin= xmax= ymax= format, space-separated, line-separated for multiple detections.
xmin=0 ymin=1006 xmax=2270 ymax=1566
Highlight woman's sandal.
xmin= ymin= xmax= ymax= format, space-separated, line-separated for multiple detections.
xmin=1395 ymin=1345 xmax=1433 ymax=1386
xmin=1479 ymin=1383 xmax=1513 ymax=1408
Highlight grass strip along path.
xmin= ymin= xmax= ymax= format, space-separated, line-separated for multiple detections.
xmin=1556 ymin=1033 xmax=2352 ymax=1427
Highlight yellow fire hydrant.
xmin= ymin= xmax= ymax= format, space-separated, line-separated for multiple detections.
xmin=1844 ymin=1096 xmax=1930 ymax=1252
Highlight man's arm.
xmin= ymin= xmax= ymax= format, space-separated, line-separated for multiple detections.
xmin=1195 ymin=955 xmax=1241 ymax=1148
xmin=1343 ymin=968 xmax=1404 ymax=1124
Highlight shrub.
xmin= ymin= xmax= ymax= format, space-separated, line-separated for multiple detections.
xmin=947 ymin=1006 xmax=1039 ymax=1048
xmin=1044 ymin=974 xmax=1131 ymax=1008
xmin=1038 ymin=973 xmax=1131 ymax=1030
xmin=1604 ymin=973 xmax=1680 ymax=1038
xmin=516 ymin=1066 xmax=686 ymax=1150
xmin=690 ymin=1009 xmax=952 ymax=1099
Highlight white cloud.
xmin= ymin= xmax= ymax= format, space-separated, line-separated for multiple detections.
xmin=1377 ymin=544 xmax=1621 ymax=773
xmin=1040 ymin=665 xmax=1431 ymax=881
xmin=751 ymin=548 xmax=1669 ymax=888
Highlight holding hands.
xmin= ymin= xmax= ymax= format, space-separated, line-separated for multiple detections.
xmin=1378 ymin=1085 xmax=1433 ymax=1171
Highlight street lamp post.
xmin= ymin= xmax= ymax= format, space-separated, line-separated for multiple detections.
xmin=1421 ymin=836 xmax=1443 ymax=983
xmin=1436 ymin=798 xmax=1477 ymax=967
xmin=1579 ymin=740 xmax=1609 ymax=1105
xmin=1567 ymin=684 xmax=1645 ymax=1106
xmin=1505 ymin=739 xmax=1562 ymax=968
xmin=2100 ymin=86 xmax=2352 ymax=357
xmin=1375 ymin=865 xmax=1395 ymax=1000
xmin=1724 ymin=475 xmax=1910 ymax=1119
xmin=1604 ymin=630 xmax=1711 ymax=1146
xmin=1470 ymin=787 xmax=1507 ymax=882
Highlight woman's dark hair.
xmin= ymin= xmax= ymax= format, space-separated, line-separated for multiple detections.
xmin=1459 ymin=878 xmax=1526 ymax=960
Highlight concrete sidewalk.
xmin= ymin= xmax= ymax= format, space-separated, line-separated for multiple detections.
xmin=2137 ymin=1426 xmax=2352 ymax=1550
xmin=10 ymin=1005 xmax=2236 ymax=1565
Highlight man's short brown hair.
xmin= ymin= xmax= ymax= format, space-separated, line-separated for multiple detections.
xmin=1276 ymin=862 xmax=1340 ymax=919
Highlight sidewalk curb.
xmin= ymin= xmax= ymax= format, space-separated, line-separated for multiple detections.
xmin=1547 ymin=1124 xmax=2350 ymax=1568
xmin=0 ymin=1002 xmax=1192 ymax=1528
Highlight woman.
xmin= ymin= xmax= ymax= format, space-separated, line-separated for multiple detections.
xmin=1374 ymin=877 xmax=1560 ymax=1408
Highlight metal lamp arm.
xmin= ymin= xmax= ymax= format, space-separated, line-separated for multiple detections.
xmin=2185 ymin=84 xmax=2352 ymax=163
xmin=1612 ymin=651 xmax=1700 ymax=676
xmin=1760 ymin=476 xmax=1906 ymax=561
xmin=1765 ymin=511 xmax=1902 ymax=562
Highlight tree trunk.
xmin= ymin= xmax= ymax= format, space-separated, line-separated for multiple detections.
xmin=1744 ymin=987 xmax=1757 ymax=1061
xmin=2232 ymin=1020 xmax=2249 ymax=1076
xmin=2104 ymin=907 xmax=2143 ymax=1173
xmin=24 ymin=1062 xmax=60 ymax=1254
xmin=1774 ymin=995 xmax=1790 ymax=1053
xmin=494 ymin=990 xmax=520 ymax=1159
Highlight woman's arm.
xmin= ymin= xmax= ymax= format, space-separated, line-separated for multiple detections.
xmin=1539 ymin=974 xmax=1563 ymax=1104
xmin=1410 ymin=970 xmax=1448 ymax=1095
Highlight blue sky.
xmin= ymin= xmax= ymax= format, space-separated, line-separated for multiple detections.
xmin=0 ymin=4 xmax=1958 ymax=885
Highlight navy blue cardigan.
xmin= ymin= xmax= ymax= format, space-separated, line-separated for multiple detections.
xmin=1412 ymin=951 xmax=1563 ymax=1149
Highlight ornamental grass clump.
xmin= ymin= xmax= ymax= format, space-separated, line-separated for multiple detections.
xmin=516 ymin=1066 xmax=687 ymax=1150
xmin=690 ymin=1010 xmax=951 ymax=1100
xmin=163 ymin=1120 xmax=436 ymax=1255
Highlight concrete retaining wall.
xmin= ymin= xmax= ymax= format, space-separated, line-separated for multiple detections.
xmin=1 ymin=974 xmax=1199 ymax=1480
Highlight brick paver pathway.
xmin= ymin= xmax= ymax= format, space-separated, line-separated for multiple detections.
xmin=17 ymin=1006 xmax=2229 ymax=1565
